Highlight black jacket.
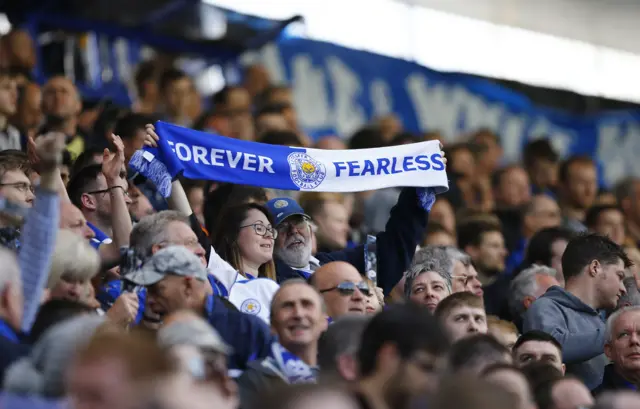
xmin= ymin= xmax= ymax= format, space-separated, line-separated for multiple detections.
xmin=592 ymin=363 xmax=639 ymax=395
xmin=276 ymin=188 xmax=428 ymax=295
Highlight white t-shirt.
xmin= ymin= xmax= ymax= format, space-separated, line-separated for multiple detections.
xmin=208 ymin=247 xmax=279 ymax=324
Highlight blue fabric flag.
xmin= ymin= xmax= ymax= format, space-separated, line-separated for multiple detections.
xmin=129 ymin=122 xmax=448 ymax=199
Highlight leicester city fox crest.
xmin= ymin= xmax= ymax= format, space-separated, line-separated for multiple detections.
xmin=287 ymin=152 xmax=326 ymax=190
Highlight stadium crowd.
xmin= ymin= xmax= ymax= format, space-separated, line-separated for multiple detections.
xmin=1 ymin=26 xmax=640 ymax=409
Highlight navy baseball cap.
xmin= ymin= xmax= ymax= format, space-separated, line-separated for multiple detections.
xmin=265 ymin=197 xmax=310 ymax=226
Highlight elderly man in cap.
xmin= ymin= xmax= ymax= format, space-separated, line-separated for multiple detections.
xmin=266 ymin=183 xmax=443 ymax=295
xmin=124 ymin=246 xmax=274 ymax=371
xmin=159 ymin=310 xmax=238 ymax=403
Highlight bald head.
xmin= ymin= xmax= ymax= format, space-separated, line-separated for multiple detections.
xmin=312 ymin=262 xmax=361 ymax=289
xmin=59 ymin=202 xmax=95 ymax=241
xmin=311 ymin=262 xmax=367 ymax=318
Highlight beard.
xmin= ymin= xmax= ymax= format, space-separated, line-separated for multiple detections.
xmin=276 ymin=234 xmax=313 ymax=268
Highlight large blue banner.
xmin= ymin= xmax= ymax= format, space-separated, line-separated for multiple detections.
xmin=249 ymin=38 xmax=640 ymax=187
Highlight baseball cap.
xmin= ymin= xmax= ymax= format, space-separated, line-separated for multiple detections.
xmin=265 ymin=197 xmax=310 ymax=226
xmin=157 ymin=317 xmax=232 ymax=355
xmin=123 ymin=246 xmax=207 ymax=286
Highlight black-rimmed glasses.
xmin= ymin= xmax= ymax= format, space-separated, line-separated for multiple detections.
xmin=241 ymin=222 xmax=278 ymax=239
xmin=85 ymin=186 xmax=129 ymax=197
xmin=319 ymin=281 xmax=371 ymax=297
xmin=0 ymin=182 xmax=34 ymax=194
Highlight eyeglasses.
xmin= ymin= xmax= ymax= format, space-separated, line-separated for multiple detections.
xmin=0 ymin=182 xmax=34 ymax=194
xmin=241 ymin=222 xmax=278 ymax=239
xmin=277 ymin=217 xmax=309 ymax=234
xmin=85 ymin=186 xmax=130 ymax=197
xmin=452 ymin=275 xmax=470 ymax=285
xmin=319 ymin=281 xmax=371 ymax=297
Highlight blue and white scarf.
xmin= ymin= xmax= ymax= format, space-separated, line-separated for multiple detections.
xmin=262 ymin=342 xmax=317 ymax=384
xmin=129 ymin=122 xmax=448 ymax=200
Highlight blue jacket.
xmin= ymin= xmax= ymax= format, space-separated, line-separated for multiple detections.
xmin=523 ymin=286 xmax=607 ymax=389
xmin=0 ymin=321 xmax=29 ymax=385
xmin=203 ymin=294 xmax=274 ymax=371
xmin=276 ymin=187 xmax=427 ymax=295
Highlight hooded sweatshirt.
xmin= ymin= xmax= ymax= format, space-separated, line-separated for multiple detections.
xmin=522 ymin=285 xmax=607 ymax=390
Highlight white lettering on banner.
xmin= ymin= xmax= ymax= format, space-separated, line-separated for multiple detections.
xmin=291 ymin=55 xmax=332 ymax=130
xmin=406 ymin=74 xmax=462 ymax=142
xmin=597 ymin=123 xmax=640 ymax=185
xmin=370 ymin=79 xmax=394 ymax=116
xmin=326 ymin=57 xmax=367 ymax=137
xmin=463 ymin=94 xmax=504 ymax=134
xmin=405 ymin=72 xmax=528 ymax=158
xmin=166 ymin=141 xmax=275 ymax=174
xmin=259 ymin=44 xmax=287 ymax=84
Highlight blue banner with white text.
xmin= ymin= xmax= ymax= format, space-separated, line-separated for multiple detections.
xmin=249 ymin=38 xmax=640 ymax=187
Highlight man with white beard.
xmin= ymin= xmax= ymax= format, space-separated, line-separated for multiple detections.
xmin=266 ymin=186 xmax=436 ymax=295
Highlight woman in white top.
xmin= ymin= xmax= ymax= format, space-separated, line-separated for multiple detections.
xmin=210 ymin=202 xmax=279 ymax=323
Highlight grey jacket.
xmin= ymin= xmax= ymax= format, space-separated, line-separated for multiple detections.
xmin=523 ymin=286 xmax=607 ymax=390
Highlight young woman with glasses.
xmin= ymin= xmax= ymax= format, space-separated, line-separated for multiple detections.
xmin=211 ymin=203 xmax=280 ymax=323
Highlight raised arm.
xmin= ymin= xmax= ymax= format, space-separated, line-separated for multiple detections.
xmin=19 ymin=133 xmax=64 ymax=332
xmin=99 ymin=134 xmax=133 ymax=263
xmin=143 ymin=124 xmax=212 ymax=258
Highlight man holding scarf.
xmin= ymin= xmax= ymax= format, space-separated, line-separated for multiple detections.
xmin=267 ymin=186 xmax=436 ymax=295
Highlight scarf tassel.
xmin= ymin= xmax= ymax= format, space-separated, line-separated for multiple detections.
xmin=129 ymin=150 xmax=174 ymax=198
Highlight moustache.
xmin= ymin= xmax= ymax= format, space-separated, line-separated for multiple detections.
xmin=284 ymin=234 xmax=306 ymax=247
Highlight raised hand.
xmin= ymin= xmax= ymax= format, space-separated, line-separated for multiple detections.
xmin=34 ymin=132 xmax=66 ymax=172
xmin=102 ymin=133 xmax=126 ymax=185
xmin=106 ymin=292 xmax=139 ymax=327
xmin=144 ymin=124 xmax=159 ymax=147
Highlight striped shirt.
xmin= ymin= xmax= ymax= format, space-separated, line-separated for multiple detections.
xmin=18 ymin=188 xmax=60 ymax=333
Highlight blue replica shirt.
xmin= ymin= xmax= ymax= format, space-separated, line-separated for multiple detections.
xmin=87 ymin=222 xmax=112 ymax=249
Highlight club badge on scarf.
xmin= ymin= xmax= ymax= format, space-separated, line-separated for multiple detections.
xmin=129 ymin=122 xmax=448 ymax=201
xmin=264 ymin=342 xmax=316 ymax=384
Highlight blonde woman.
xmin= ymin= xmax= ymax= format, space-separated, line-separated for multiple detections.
xmin=48 ymin=230 xmax=138 ymax=325
xmin=47 ymin=230 xmax=101 ymax=304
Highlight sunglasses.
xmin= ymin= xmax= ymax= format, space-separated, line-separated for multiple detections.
xmin=319 ymin=281 xmax=371 ymax=297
